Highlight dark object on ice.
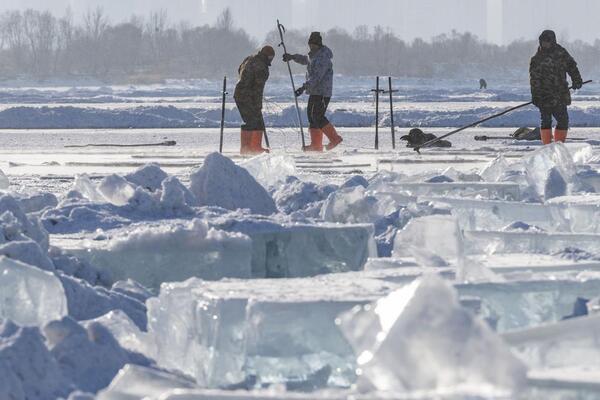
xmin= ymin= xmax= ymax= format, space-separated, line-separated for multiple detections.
xmin=401 ymin=128 xmax=451 ymax=148
xmin=415 ymin=80 xmax=592 ymax=153
xmin=480 ymin=78 xmax=487 ymax=90
xmin=64 ymin=140 xmax=176 ymax=148
xmin=426 ymin=175 xmax=454 ymax=183
xmin=475 ymin=127 xmax=587 ymax=142
xmin=562 ymin=297 xmax=590 ymax=320
xmin=511 ymin=127 xmax=541 ymax=140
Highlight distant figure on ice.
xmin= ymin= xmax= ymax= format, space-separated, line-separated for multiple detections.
xmin=400 ymin=128 xmax=452 ymax=148
xmin=234 ymin=45 xmax=275 ymax=154
xmin=530 ymin=30 xmax=583 ymax=144
xmin=283 ymin=32 xmax=343 ymax=151
xmin=479 ymin=78 xmax=487 ymax=90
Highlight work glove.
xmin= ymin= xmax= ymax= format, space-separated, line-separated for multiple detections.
xmin=295 ymin=85 xmax=305 ymax=97
xmin=572 ymin=80 xmax=583 ymax=90
xmin=282 ymin=53 xmax=294 ymax=62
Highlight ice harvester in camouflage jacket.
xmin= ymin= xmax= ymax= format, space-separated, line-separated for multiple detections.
xmin=234 ymin=52 xmax=270 ymax=110
xmin=530 ymin=43 xmax=582 ymax=108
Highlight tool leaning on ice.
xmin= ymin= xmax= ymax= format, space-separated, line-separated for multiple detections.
xmin=234 ymin=45 xmax=275 ymax=155
xmin=530 ymin=29 xmax=583 ymax=145
xmin=283 ymin=32 xmax=343 ymax=152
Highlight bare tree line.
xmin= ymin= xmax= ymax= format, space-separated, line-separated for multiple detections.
xmin=1 ymin=7 xmax=599 ymax=82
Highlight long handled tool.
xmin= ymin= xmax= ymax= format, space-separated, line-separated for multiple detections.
xmin=385 ymin=76 xmax=399 ymax=149
xmin=414 ymin=80 xmax=592 ymax=153
xmin=65 ymin=140 xmax=176 ymax=148
xmin=371 ymin=76 xmax=385 ymax=150
xmin=261 ymin=115 xmax=270 ymax=148
xmin=277 ymin=19 xmax=305 ymax=148
xmin=474 ymin=135 xmax=587 ymax=141
xmin=219 ymin=76 xmax=227 ymax=153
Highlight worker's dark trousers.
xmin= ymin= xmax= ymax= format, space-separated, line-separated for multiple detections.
xmin=539 ymin=105 xmax=569 ymax=130
xmin=236 ymin=98 xmax=265 ymax=131
xmin=307 ymin=95 xmax=331 ymax=129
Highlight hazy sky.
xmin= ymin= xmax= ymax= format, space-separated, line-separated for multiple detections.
xmin=2 ymin=0 xmax=599 ymax=45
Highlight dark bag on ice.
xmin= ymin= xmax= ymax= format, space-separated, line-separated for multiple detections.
xmin=400 ymin=128 xmax=452 ymax=148
xmin=511 ymin=127 xmax=541 ymax=141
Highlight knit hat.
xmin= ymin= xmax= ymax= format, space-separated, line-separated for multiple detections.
xmin=308 ymin=32 xmax=323 ymax=46
xmin=539 ymin=30 xmax=557 ymax=45
xmin=260 ymin=45 xmax=275 ymax=58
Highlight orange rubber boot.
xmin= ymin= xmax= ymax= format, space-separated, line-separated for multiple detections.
xmin=240 ymin=130 xmax=253 ymax=154
xmin=540 ymin=128 xmax=553 ymax=145
xmin=554 ymin=129 xmax=568 ymax=143
xmin=250 ymin=130 xmax=269 ymax=153
xmin=303 ymin=129 xmax=324 ymax=152
xmin=322 ymin=123 xmax=343 ymax=150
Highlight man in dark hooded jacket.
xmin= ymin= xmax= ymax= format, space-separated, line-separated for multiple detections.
xmin=283 ymin=32 xmax=343 ymax=152
xmin=234 ymin=45 xmax=275 ymax=154
xmin=530 ymin=30 xmax=583 ymax=144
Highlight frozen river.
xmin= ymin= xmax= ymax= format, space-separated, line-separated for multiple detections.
xmin=2 ymin=78 xmax=600 ymax=399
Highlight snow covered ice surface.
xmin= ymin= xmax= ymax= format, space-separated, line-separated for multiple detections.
xmin=4 ymin=79 xmax=600 ymax=399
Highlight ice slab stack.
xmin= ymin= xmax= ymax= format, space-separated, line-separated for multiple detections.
xmin=146 ymin=275 xmax=397 ymax=389
xmin=546 ymin=195 xmax=600 ymax=233
xmin=458 ymin=278 xmax=600 ymax=332
xmin=57 ymin=216 xmax=376 ymax=287
xmin=60 ymin=219 xmax=253 ymax=290
xmin=210 ymin=217 xmax=376 ymax=278
xmin=504 ymin=313 xmax=600 ymax=371
xmin=393 ymin=215 xmax=463 ymax=267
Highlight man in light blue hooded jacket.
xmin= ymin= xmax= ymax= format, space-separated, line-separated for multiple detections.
xmin=283 ymin=32 xmax=343 ymax=151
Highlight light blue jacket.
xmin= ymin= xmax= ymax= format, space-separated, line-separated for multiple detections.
xmin=293 ymin=46 xmax=334 ymax=97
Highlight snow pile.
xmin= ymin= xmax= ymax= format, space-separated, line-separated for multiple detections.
xmin=0 ymin=315 xmax=154 ymax=399
xmin=89 ymin=219 xmax=252 ymax=289
xmin=0 ymin=319 xmax=70 ymax=400
xmin=4 ymin=102 xmax=600 ymax=129
xmin=190 ymin=152 xmax=277 ymax=215
xmin=321 ymin=186 xmax=396 ymax=224
xmin=0 ymin=257 xmax=67 ymax=326
xmin=124 ymin=163 xmax=168 ymax=192
xmin=338 ymin=275 xmax=528 ymax=393
xmin=0 ymin=194 xmax=50 ymax=266
xmin=0 ymin=169 xmax=8 ymax=190
xmin=58 ymin=273 xmax=147 ymax=329
xmin=14 ymin=192 xmax=58 ymax=214
xmin=240 ymin=153 xmax=296 ymax=188
xmin=97 ymin=175 xmax=137 ymax=206
xmin=44 ymin=317 xmax=152 ymax=393
xmin=272 ymin=176 xmax=337 ymax=216
xmin=72 ymin=165 xmax=196 ymax=215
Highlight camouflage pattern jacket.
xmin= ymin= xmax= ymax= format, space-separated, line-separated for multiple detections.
xmin=530 ymin=44 xmax=582 ymax=108
xmin=292 ymin=46 xmax=334 ymax=97
xmin=234 ymin=52 xmax=270 ymax=108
